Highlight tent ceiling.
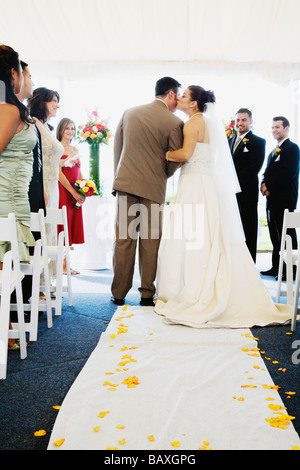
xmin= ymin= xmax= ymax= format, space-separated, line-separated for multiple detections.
xmin=1 ymin=0 xmax=300 ymax=80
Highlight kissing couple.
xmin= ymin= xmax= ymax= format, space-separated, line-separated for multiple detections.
xmin=111 ymin=76 xmax=292 ymax=329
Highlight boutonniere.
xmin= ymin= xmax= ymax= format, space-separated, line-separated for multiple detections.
xmin=243 ymin=138 xmax=249 ymax=144
xmin=274 ymin=147 xmax=281 ymax=158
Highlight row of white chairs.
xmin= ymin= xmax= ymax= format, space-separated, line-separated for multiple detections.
xmin=276 ymin=208 xmax=300 ymax=331
xmin=0 ymin=207 xmax=72 ymax=379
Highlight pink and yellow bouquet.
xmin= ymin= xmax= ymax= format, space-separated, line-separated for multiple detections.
xmin=224 ymin=119 xmax=237 ymax=139
xmin=74 ymin=179 xmax=98 ymax=208
xmin=77 ymin=110 xmax=112 ymax=145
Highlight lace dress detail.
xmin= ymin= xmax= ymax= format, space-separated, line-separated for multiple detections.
xmin=180 ymin=143 xmax=212 ymax=176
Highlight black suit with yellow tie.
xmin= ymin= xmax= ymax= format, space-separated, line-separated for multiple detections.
xmin=229 ymin=131 xmax=266 ymax=262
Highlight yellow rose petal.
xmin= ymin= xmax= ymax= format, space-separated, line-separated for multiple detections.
xmin=54 ymin=438 xmax=65 ymax=447
xmin=119 ymin=438 xmax=126 ymax=445
xmin=34 ymin=430 xmax=47 ymax=437
xmin=148 ymin=435 xmax=155 ymax=441
xmin=116 ymin=425 xmax=125 ymax=429
xmin=171 ymin=441 xmax=180 ymax=447
xmin=94 ymin=426 xmax=100 ymax=432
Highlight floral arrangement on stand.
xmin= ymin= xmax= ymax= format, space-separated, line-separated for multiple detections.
xmin=224 ymin=119 xmax=237 ymax=139
xmin=74 ymin=179 xmax=98 ymax=208
xmin=77 ymin=109 xmax=112 ymax=195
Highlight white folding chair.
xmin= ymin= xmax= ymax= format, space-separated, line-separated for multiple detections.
xmin=10 ymin=210 xmax=53 ymax=341
xmin=0 ymin=214 xmax=27 ymax=378
xmin=0 ymin=252 xmax=15 ymax=379
xmin=42 ymin=206 xmax=72 ymax=316
xmin=276 ymin=209 xmax=300 ymax=305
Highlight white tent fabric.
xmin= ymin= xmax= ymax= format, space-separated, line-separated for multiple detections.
xmin=1 ymin=0 xmax=300 ymax=81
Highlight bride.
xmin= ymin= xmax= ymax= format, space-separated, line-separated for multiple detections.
xmin=154 ymin=85 xmax=292 ymax=328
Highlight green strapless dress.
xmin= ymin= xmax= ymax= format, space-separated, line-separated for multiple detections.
xmin=0 ymin=123 xmax=37 ymax=262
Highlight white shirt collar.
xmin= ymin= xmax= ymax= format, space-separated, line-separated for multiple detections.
xmin=277 ymin=137 xmax=288 ymax=147
xmin=237 ymin=131 xmax=250 ymax=140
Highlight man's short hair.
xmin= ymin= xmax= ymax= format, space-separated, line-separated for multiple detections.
xmin=273 ymin=116 xmax=290 ymax=128
xmin=236 ymin=108 xmax=252 ymax=119
xmin=155 ymin=76 xmax=181 ymax=97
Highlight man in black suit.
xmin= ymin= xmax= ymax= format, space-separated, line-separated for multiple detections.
xmin=228 ymin=108 xmax=266 ymax=262
xmin=260 ymin=116 xmax=300 ymax=277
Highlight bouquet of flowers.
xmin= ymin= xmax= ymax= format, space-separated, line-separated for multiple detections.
xmin=74 ymin=179 xmax=98 ymax=208
xmin=77 ymin=110 xmax=112 ymax=145
xmin=224 ymin=119 xmax=237 ymax=139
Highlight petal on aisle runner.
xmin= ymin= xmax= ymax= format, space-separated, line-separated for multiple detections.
xmin=48 ymin=306 xmax=300 ymax=450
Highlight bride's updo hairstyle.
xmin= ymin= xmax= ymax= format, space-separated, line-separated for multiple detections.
xmin=188 ymin=86 xmax=216 ymax=112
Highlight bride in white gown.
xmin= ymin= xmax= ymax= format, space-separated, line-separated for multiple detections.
xmin=154 ymin=86 xmax=292 ymax=328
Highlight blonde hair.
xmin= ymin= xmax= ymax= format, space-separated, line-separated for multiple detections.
xmin=56 ymin=117 xmax=76 ymax=142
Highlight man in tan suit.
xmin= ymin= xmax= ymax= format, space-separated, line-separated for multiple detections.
xmin=111 ymin=77 xmax=184 ymax=306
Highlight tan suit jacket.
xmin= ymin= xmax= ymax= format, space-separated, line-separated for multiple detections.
xmin=113 ymin=99 xmax=184 ymax=204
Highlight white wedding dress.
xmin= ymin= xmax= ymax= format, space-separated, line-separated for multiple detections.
xmin=154 ymin=139 xmax=292 ymax=328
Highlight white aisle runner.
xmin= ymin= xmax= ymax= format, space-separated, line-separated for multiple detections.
xmin=48 ymin=306 xmax=300 ymax=450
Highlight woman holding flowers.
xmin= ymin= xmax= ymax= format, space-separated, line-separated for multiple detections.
xmin=57 ymin=118 xmax=85 ymax=275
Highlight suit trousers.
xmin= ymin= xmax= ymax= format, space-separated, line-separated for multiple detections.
xmin=237 ymin=195 xmax=258 ymax=262
xmin=111 ymin=191 xmax=162 ymax=300
xmin=266 ymin=206 xmax=298 ymax=272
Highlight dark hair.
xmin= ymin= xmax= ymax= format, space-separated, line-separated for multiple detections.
xmin=155 ymin=76 xmax=181 ymax=97
xmin=28 ymin=87 xmax=60 ymax=123
xmin=273 ymin=115 xmax=290 ymax=128
xmin=188 ymin=86 xmax=216 ymax=112
xmin=0 ymin=45 xmax=32 ymax=123
xmin=56 ymin=117 xmax=76 ymax=142
xmin=20 ymin=60 xmax=28 ymax=70
xmin=236 ymin=108 xmax=252 ymax=119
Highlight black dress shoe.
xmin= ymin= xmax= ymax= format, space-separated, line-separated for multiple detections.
xmin=140 ymin=298 xmax=155 ymax=307
xmin=260 ymin=268 xmax=278 ymax=277
xmin=110 ymin=296 xmax=125 ymax=306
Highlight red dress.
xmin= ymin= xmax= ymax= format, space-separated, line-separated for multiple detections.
xmin=58 ymin=154 xmax=85 ymax=245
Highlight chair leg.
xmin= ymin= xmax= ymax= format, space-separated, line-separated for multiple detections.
xmin=12 ymin=281 xmax=27 ymax=360
xmin=43 ymin=264 xmax=53 ymax=329
xmin=0 ymin=296 xmax=10 ymax=380
xmin=65 ymin=254 xmax=72 ymax=306
xmin=286 ymin=236 xmax=293 ymax=305
xmin=55 ymin=253 xmax=63 ymax=316
xmin=292 ymin=263 xmax=300 ymax=332
xmin=276 ymin=244 xmax=285 ymax=303
xmin=27 ymin=267 xmax=40 ymax=342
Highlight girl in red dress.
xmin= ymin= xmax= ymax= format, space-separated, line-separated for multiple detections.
xmin=57 ymin=118 xmax=85 ymax=274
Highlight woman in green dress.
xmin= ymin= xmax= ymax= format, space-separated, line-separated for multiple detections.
xmin=0 ymin=45 xmax=37 ymax=347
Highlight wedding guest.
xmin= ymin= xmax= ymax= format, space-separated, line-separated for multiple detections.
xmin=17 ymin=62 xmax=46 ymax=216
xmin=57 ymin=117 xmax=85 ymax=275
xmin=13 ymin=61 xmax=46 ymax=317
xmin=112 ymin=76 xmax=183 ymax=306
xmin=228 ymin=108 xmax=266 ymax=262
xmin=261 ymin=116 xmax=300 ymax=278
xmin=28 ymin=87 xmax=64 ymax=280
xmin=0 ymin=45 xmax=36 ymax=347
